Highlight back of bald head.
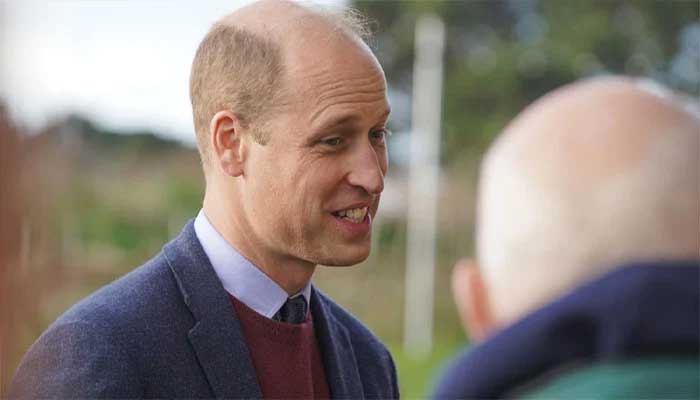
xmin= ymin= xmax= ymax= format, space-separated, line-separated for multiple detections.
xmin=477 ymin=76 xmax=700 ymax=325
xmin=189 ymin=0 xmax=371 ymax=168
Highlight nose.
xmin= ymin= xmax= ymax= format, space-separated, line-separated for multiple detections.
xmin=346 ymin=142 xmax=386 ymax=195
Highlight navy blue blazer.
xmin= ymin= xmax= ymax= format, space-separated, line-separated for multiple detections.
xmin=11 ymin=221 xmax=399 ymax=399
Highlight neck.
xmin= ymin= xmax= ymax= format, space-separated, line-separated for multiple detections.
xmin=203 ymin=189 xmax=316 ymax=295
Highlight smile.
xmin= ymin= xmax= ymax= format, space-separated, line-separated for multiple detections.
xmin=332 ymin=206 xmax=369 ymax=224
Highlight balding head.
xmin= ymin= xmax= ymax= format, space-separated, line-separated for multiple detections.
xmin=190 ymin=0 xmax=373 ymax=168
xmin=218 ymin=0 xmax=370 ymax=45
xmin=476 ymin=76 xmax=699 ymax=326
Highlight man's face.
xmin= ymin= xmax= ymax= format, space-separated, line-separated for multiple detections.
xmin=239 ymin=40 xmax=390 ymax=267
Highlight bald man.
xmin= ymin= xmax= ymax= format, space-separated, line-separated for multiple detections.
xmin=11 ymin=1 xmax=398 ymax=398
xmin=433 ymin=77 xmax=699 ymax=398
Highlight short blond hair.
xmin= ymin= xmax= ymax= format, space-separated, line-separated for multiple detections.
xmin=190 ymin=24 xmax=282 ymax=164
xmin=189 ymin=4 xmax=373 ymax=165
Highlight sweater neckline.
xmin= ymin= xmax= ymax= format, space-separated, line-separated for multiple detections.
xmin=230 ymin=294 xmax=314 ymax=345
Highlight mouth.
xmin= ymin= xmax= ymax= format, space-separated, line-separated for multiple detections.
xmin=331 ymin=206 xmax=369 ymax=224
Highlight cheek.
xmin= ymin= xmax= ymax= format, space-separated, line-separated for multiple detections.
xmin=297 ymin=160 xmax=345 ymax=198
xmin=245 ymin=156 xmax=289 ymax=219
xmin=273 ymin=161 xmax=319 ymax=219
xmin=288 ymin=163 xmax=344 ymax=229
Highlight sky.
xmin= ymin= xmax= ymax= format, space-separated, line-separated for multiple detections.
xmin=1 ymin=0 xmax=344 ymax=145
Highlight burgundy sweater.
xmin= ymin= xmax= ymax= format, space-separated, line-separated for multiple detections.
xmin=230 ymin=295 xmax=331 ymax=399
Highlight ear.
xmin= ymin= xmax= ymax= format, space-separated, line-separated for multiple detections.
xmin=451 ymin=258 xmax=496 ymax=342
xmin=210 ymin=110 xmax=247 ymax=177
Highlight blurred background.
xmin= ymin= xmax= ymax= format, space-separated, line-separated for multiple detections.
xmin=1 ymin=0 xmax=698 ymax=397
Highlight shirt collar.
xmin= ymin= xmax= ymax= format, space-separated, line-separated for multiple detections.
xmin=193 ymin=209 xmax=311 ymax=318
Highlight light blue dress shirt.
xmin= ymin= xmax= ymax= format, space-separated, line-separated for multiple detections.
xmin=193 ymin=209 xmax=311 ymax=319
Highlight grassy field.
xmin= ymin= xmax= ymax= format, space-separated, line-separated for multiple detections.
xmin=389 ymin=340 xmax=467 ymax=398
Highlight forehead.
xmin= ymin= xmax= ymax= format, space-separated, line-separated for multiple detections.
xmin=283 ymin=42 xmax=389 ymax=127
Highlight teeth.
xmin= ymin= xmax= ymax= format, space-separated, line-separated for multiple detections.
xmin=335 ymin=207 xmax=368 ymax=223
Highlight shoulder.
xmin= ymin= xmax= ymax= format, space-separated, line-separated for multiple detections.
xmin=11 ymin=251 xmax=187 ymax=398
xmin=10 ymin=318 xmax=143 ymax=398
xmin=57 ymin=250 xmax=186 ymax=333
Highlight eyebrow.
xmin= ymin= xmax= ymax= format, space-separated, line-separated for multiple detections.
xmin=318 ymin=107 xmax=392 ymax=131
xmin=323 ymin=114 xmax=361 ymax=131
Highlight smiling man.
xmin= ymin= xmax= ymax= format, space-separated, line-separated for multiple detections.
xmin=11 ymin=1 xmax=398 ymax=398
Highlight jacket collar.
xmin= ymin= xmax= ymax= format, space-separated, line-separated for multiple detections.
xmin=164 ymin=220 xmax=262 ymax=399
xmin=433 ymin=261 xmax=700 ymax=399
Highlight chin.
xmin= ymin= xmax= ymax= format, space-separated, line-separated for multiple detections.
xmin=317 ymin=244 xmax=371 ymax=267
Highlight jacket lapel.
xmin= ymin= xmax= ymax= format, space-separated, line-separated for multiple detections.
xmin=164 ymin=221 xmax=262 ymax=399
xmin=311 ymin=287 xmax=364 ymax=399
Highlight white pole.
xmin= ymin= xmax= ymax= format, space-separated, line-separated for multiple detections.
xmin=403 ymin=14 xmax=445 ymax=357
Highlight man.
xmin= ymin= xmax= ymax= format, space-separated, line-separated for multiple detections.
xmin=11 ymin=1 xmax=398 ymax=398
xmin=433 ymin=77 xmax=699 ymax=398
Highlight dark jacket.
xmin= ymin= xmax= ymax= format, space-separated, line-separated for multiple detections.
xmin=432 ymin=261 xmax=699 ymax=399
xmin=11 ymin=221 xmax=399 ymax=399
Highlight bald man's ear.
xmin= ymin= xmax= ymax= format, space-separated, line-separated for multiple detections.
xmin=452 ymin=258 xmax=496 ymax=343
xmin=210 ymin=110 xmax=247 ymax=177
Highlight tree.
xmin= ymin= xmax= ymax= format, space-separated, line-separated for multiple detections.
xmin=354 ymin=0 xmax=699 ymax=164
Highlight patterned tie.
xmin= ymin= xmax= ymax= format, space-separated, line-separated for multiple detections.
xmin=274 ymin=296 xmax=307 ymax=324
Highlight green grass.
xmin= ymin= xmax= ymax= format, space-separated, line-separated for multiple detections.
xmin=389 ymin=340 xmax=467 ymax=399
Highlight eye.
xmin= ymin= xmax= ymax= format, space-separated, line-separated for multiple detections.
xmin=370 ymin=128 xmax=390 ymax=143
xmin=320 ymin=137 xmax=343 ymax=147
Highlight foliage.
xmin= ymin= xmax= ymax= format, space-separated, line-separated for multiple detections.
xmin=389 ymin=341 xmax=465 ymax=399
xmin=354 ymin=0 xmax=699 ymax=163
